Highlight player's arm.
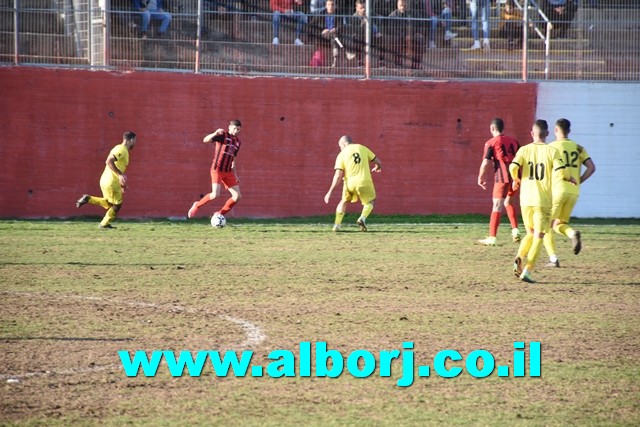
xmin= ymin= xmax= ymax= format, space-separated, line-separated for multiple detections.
xmin=203 ymin=128 xmax=224 ymax=143
xmin=509 ymin=161 xmax=521 ymax=191
xmin=580 ymin=158 xmax=596 ymax=184
xmin=324 ymin=168 xmax=344 ymax=204
xmin=477 ymin=158 xmax=492 ymax=190
xmin=371 ymin=156 xmax=382 ymax=173
xmin=106 ymin=153 xmax=127 ymax=188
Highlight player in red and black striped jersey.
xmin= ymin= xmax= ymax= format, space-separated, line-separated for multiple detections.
xmin=188 ymin=119 xmax=243 ymax=220
xmin=477 ymin=118 xmax=521 ymax=245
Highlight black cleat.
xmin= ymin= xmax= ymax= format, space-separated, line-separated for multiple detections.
xmin=572 ymin=231 xmax=582 ymax=255
xmin=99 ymin=224 xmax=116 ymax=229
xmin=76 ymin=194 xmax=90 ymax=208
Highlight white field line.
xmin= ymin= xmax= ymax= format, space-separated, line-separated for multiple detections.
xmin=1 ymin=291 xmax=266 ymax=381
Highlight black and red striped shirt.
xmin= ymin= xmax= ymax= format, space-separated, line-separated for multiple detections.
xmin=210 ymin=131 xmax=241 ymax=172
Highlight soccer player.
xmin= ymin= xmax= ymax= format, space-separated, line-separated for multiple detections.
xmin=187 ymin=119 xmax=243 ymax=220
xmin=477 ymin=118 xmax=521 ymax=245
xmin=510 ymin=120 xmax=570 ymax=283
xmin=76 ymin=131 xmax=137 ymax=229
xmin=324 ymin=135 xmax=382 ymax=232
xmin=543 ymin=118 xmax=596 ymax=267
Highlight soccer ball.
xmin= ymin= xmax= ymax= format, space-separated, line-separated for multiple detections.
xmin=211 ymin=213 xmax=226 ymax=228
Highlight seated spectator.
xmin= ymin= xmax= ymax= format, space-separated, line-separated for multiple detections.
xmin=346 ymin=0 xmax=384 ymax=66
xmin=539 ymin=0 xmax=577 ymax=38
xmin=271 ymin=0 xmax=308 ymax=45
xmin=417 ymin=0 xmax=458 ymax=48
xmin=500 ymin=0 xmax=523 ymax=49
xmin=133 ymin=0 xmax=172 ymax=38
xmin=387 ymin=0 xmax=424 ymax=69
xmin=310 ymin=0 xmax=351 ymax=67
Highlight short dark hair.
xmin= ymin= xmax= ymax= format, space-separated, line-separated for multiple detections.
xmin=123 ymin=131 xmax=136 ymax=142
xmin=230 ymin=119 xmax=242 ymax=127
xmin=534 ymin=119 xmax=549 ymax=135
xmin=491 ymin=118 xmax=505 ymax=133
xmin=555 ymin=118 xmax=571 ymax=135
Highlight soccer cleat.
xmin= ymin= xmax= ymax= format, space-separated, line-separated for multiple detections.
xmin=512 ymin=228 xmax=521 ymax=243
xmin=187 ymin=202 xmax=199 ymax=219
xmin=357 ymin=217 xmax=367 ymax=232
xmin=519 ymin=271 xmax=536 ymax=283
xmin=76 ymin=194 xmax=90 ymax=208
xmin=99 ymin=224 xmax=115 ymax=229
xmin=478 ymin=236 xmax=496 ymax=246
xmin=572 ymin=230 xmax=582 ymax=255
xmin=332 ymin=224 xmax=341 ymax=232
xmin=513 ymin=256 xmax=522 ymax=277
xmin=545 ymin=260 xmax=560 ymax=268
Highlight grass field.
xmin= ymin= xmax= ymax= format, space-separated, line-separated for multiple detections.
xmin=1 ymin=216 xmax=639 ymax=426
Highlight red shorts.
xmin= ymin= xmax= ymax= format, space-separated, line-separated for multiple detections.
xmin=210 ymin=170 xmax=239 ymax=189
xmin=493 ymin=181 xmax=517 ymax=199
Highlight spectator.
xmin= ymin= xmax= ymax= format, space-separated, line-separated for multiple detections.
xmin=271 ymin=0 xmax=307 ymax=45
xmin=539 ymin=0 xmax=577 ymax=38
xmin=469 ymin=0 xmax=490 ymax=50
xmin=387 ymin=0 xmax=424 ymax=69
xmin=500 ymin=0 xmax=523 ymax=50
xmin=345 ymin=0 xmax=384 ymax=66
xmin=310 ymin=0 xmax=351 ymax=67
xmin=416 ymin=0 xmax=458 ymax=48
xmin=133 ymin=0 xmax=172 ymax=38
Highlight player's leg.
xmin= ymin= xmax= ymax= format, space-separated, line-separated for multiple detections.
xmin=219 ymin=185 xmax=241 ymax=215
xmin=521 ymin=207 xmax=551 ymax=283
xmin=543 ymin=197 xmax=563 ymax=267
xmin=505 ymin=186 xmax=520 ymax=242
xmin=514 ymin=206 xmax=533 ymax=278
xmin=333 ymin=185 xmax=354 ymax=231
xmin=552 ymin=194 xmax=581 ymax=254
xmin=99 ymin=182 xmax=122 ymax=229
xmin=188 ymin=170 xmax=223 ymax=218
xmin=479 ymin=183 xmax=507 ymax=245
xmin=356 ymin=184 xmax=376 ymax=232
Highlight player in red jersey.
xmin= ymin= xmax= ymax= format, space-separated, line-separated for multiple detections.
xmin=188 ymin=119 xmax=242 ymax=220
xmin=477 ymin=118 xmax=521 ymax=245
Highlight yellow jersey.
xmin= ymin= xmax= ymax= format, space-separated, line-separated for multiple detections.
xmin=334 ymin=144 xmax=377 ymax=187
xmin=100 ymin=144 xmax=129 ymax=185
xmin=549 ymin=139 xmax=591 ymax=197
xmin=510 ymin=142 xmax=566 ymax=208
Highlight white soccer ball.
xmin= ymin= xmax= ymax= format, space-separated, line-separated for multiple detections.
xmin=211 ymin=213 xmax=226 ymax=228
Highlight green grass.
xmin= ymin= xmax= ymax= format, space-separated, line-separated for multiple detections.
xmin=1 ymin=217 xmax=639 ymax=426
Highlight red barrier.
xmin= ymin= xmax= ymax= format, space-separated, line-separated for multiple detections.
xmin=0 ymin=67 xmax=536 ymax=218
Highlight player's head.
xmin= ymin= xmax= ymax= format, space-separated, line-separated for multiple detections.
xmin=228 ymin=119 xmax=242 ymax=136
xmin=338 ymin=135 xmax=353 ymax=150
xmin=555 ymin=118 xmax=571 ymax=138
xmin=123 ymin=131 xmax=137 ymax=149
xmin=532 ymin=119 xmax=549 ymax=142
xmin=490 ymin=118 xmax=505 ymax=134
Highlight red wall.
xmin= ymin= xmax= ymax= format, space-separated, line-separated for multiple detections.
xmin=0 ymin=67 xmax=536 ymax=219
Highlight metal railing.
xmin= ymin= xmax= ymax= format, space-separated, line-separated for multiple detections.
xmin=1 ymin=0 xmax=639 ymax=81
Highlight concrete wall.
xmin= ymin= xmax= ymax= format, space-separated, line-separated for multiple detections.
xmin=0 ymin=67 xmax=538 ymax=219
xmin=536 ymin=82 xmax=640 ymax=218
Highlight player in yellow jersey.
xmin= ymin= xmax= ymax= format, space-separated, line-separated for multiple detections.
xmin=543 ymin=118 xmax=596 ymax=267
xmin=324 ymin=135 xmax=382 ymax=232
xmin=76 ymin=131 xmax=137 ymax=229
xmin=509 ymin=120 xmax=570 ymax=283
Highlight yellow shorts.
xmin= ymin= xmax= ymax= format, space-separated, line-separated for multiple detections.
xmin=342 ymin=181 xmax=376 ymax=205
xmin=551 ymin=193 xmax=578 ymax=223
xmin=521 ymin=206 xmax=551 ymax=234
xmin=100 ymin=178 xmax=123 ymax=205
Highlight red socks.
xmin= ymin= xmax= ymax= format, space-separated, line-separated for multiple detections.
xmin=489 ymin=212 xmax=501 ymax=237
xmin=505 ymin=204 xmax=518 ymax=228
xmin=219 ymin=198 xmax=237 ymax=215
